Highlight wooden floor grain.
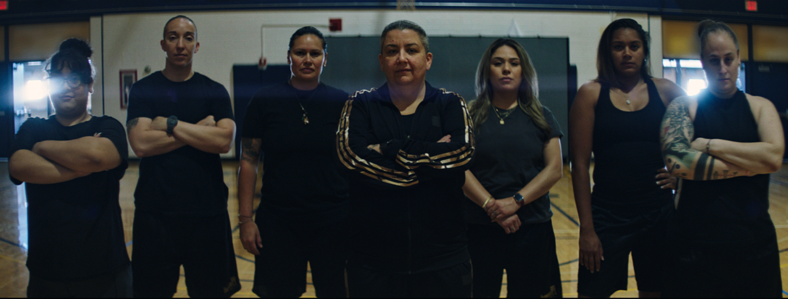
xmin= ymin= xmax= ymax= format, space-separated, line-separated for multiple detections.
xmin=1 ymin=161 xmax=787 ymax=297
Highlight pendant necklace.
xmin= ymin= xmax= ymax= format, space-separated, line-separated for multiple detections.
xmin=291 ymin=81 xmax=318 ymax=125
xmin=623 ymin=78 xmax=643 ymax=106
xmin=492 ymin=103 xmax=517 ymax=125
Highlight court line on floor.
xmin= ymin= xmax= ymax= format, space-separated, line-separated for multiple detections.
xmin=550 ymin=202 xmax=579 ymax=227
xmin=559 ymin=258 xmax=579 ymax=266
xmin=0 ymin=236 xmax=26 ymax=249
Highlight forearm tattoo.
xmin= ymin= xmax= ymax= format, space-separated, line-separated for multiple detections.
xmin=241 ymin=138 xmax=262 ymax=163
xmin=661 ymin=98 xmax=715 ymax=180
xmin=127 ymin=118 xmax=139 ymax=134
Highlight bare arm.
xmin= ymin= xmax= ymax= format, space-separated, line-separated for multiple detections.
xmin=9 ymin=150 xmax=89 ymax=184
xmin=462 ymin=170 xmax=493 ymax=207
xmin=127 ymin=117 xmax=186 ymax=157
xmin=690 ymin=95 xmax=784 ymax=174
xmin=238 ymin=137 xmax=263 ymax=255
xmin=162 ymin=117 xmax=236 ymax=154
xmin=660 ymin=96 xmax=751 ymax=180
xmin=570 ymin=83 xmax=598 ymax=231
xmin=486 ymin=137 xmax=563 ymax=221
xmin=515 ymin=137 xmax=563 ymax=205
xmin=461 ymin=170 xmax=521 ymax=234
xmin=569 ymin=82 xmax=606 ymax=273
xmin=32 ymin=136 xmax=122 ymax=173
xmin=653 ymin=77 xmax=687 ymax=107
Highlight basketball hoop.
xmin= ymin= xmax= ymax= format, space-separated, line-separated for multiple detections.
xmin=396 ymin=0 xmax=415 ymax=10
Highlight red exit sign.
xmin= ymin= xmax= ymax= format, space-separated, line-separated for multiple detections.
xmin=0 ymin=1 xmax=7 ymax=11
xmin=745 ymin=0 xmax=758 ymax=12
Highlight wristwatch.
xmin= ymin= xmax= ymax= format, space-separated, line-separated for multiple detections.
xmin=166 ymin=115 xmax=178 ymax=134
xmin=513 ymin=193 xmax=524 ymax=205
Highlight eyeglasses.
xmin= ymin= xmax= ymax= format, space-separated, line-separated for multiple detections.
xmin=48 ymin=75 xmax=83 ymax=89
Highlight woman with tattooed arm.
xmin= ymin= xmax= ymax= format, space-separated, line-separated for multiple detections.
xmin=660 ymin=19 xmax=785 ymax=298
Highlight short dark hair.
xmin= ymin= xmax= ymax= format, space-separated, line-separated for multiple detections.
xmin=289 ymin=26 xmax=327 ymax=52
xmin=163 ymin=15 xmax=197 ymax=39
xmin=46 ymin=38 xmax=95 ymax=85
xmin=595 ymin=18 xmax=651 ymax=87
xmin=697 ymin=19 xmax=739 ymax=57
xmin=380 ymin=20 xmax=429 ymax=53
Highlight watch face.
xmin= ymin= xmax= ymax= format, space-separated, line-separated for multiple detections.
xmin=514 ymin=193 xmax=524 ymax=202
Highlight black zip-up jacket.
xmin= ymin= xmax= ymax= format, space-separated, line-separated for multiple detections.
xmin=337 ymin=82 xmax=474 ymax=274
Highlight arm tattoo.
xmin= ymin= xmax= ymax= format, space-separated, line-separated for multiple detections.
xmin=705 ymin=158 xmax=715 ymax=180
xmin=241 ymin=138 xmax=262 ymax=163
xmin=661 ymin=98 xmax=719 ymax=180
xmin=127 ymin=118 xmax=139 ymax=134
xmin=694 ymin=154 xmax=708 ymax=180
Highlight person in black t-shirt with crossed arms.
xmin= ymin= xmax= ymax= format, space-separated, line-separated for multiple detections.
xmin=9 ymin=39 xmax=132 ymax=297
xmin=126 ymin=15 xmax=240 ymax=298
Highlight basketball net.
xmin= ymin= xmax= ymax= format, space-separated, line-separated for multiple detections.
xmin=396 ymin=0 xmax=415 ymax=10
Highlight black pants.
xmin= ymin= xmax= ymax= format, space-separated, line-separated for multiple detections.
xmin=27 ymin=264 xmax=132 ymax=298
xmin=467 ymin=219 xmax=562 ymax=298
xmin=131 ymin=210 xmax=240 ymax=298
xmin=577 ymin=202 xmax=671 ymax=297
xmin=663 ymin=231 xmax=782 ymax=298
xmin=346 ymin=260 xmax=473 ymax=298
xmin=253 ymin=211 xmax=348 ymax=298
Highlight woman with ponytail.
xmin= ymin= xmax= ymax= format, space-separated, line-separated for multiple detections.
xmin=462 ymin=38 xmax=564 ymax=298
xmin=660 ymin=19 xmax=784 ymax=297
xmin=8 ymin=38 xmax=131 ymax=297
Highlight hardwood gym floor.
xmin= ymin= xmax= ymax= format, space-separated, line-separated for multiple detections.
xmin=1 ymin=161 xmax=787 ymax=297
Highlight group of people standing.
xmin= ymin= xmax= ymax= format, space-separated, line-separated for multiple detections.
xmin=7 ymin=14 xmax=784 ymax=299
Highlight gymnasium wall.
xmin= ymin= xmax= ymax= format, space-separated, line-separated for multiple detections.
xmin=91 ymin=10 xmax=663 ymax=158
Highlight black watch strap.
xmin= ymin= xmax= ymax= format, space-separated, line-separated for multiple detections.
xmin=166 ymin=115 xmax=178 ymax=134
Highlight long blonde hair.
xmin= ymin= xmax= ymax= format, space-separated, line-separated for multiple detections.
xmin=469 ymin=38 xmax=551 ymax=138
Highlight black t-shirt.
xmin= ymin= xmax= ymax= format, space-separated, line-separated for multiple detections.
xmin=126 ymin=71 xmax=234 ymax=215
xmin=465 ymin=106 xmax=563 ymax=225
xmin=242 ymin=82 xmax=349 ymax=223
xmin=9 ymin=116 xmax=129 ymax=281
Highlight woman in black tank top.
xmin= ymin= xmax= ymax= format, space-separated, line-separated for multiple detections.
xmin=570 ymin=19 xmax=685 ymax=298
xmin=660 ymin=20 xmax=785 ymax=298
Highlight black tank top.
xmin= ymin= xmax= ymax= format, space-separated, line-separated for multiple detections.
xmin=591 ymin=78 xmax=673 ymax=211
xmin=675 ymin=90 xmax=773 ymax=244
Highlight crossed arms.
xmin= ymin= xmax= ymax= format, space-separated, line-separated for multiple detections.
xmin=127 ymin=115 xmax=236 ymax=158
xmin=9 ymin=135 xmax=122 ymax=184
xmin=660 ymin=95 xmax=784 ymax=180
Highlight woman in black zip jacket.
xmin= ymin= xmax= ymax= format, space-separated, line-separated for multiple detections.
xmin=337 ymin=20 xmax=474 ymax=298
